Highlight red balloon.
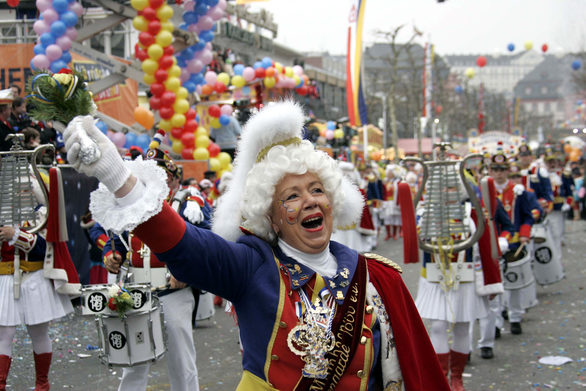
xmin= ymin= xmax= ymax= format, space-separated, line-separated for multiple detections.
xmin=135 ymin=48 xmax=148 ymax=61
xmin=255 ymin=68 xmax=266 ymax=79
xmin=541 ymin=44 xmax=548 ymax=53
xmin=208 ymin=105 xmax=221 ymax=118
xmin=161 ymin=91 xmax=176 ymax=107
xmin=181 ymin=132 xmax=195 ymax=148
xmin=149 ymin=96 xmax=161 ymax=110
xmin=163 ymin=46 xmax=174 ymax=56
xmin=185 ymin=108 xmax=196 ymax=120
xmin=149 ymin=0 xmax=164 ymax=9
xmin=170 ymin=127 xmax=183 ymax=139
xmin=150 ymin=83 xmax=165 ymax=97
xmin=159 ymin=55 xmax=174 ymax=70
xmin=214 ymin=81 xmax=226 ymax=94
xmin=208 ymin=142 xmax=220 ymax=157
xmin=6 ymin=0 xmax=19 ymax=7
xmin=138 ymin=32 xmax=155 ymax=47
xmin=154 ymin=69 xmax=168 ymax=83
xmin=142 ymin=7 xmax=157 ymax=21
xmin=476 ymin=56 xmax=487 ymax=67
xmin=159 ymin=107 xmax=174 ymax=120
xmin=181 ymin=147 xmax=194 ymax=160
xmin=184 ymin=119 xmax=198 ymax=133
xmin=296 ymin=86 xmax=308 ymax=96
xmin=147 ymin=20 xmax=161 ymax=36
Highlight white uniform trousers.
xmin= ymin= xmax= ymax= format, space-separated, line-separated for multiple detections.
xmin=118 ymin=287 xmax=199 ymax=391
xmin=477 ymin=295 xmax=502 ymax=349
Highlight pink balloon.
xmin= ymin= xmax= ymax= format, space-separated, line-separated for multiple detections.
xmin=205 ymin=42 xmax=212 ymax=51
xmin=220 ymin=105 xmax=232 ymax=116
xmin=187 ymin=24 xmax=200 ymax=34
xmin=109 ymin=132 xmax=126 ymax=148
xmin=41 ymin=9 xmax=59 ymax=24
xmin=242 ymin=67 xmax=255 ymax=82
xmin=195 ymin=84 xmax=202 ymax=95
xmin=217 ymin=0 xmax=226 ymax=11
xmin=197 ymin=16 xmax=213 ymax=31
xmin=56 ymin=36 xmax=72 ymax=51
xmin=199 ymin=49 xmax=212 ymax=65
xmin=32 ymin=54 xmax=50 ymax=70
xmin=187 ymin=59 xmax=203 ymax=74
xmin=209 ymin=6 xmax=224 ymax=21
xmin=45 ymin=44 xmax=63 ymax=61
xmin=204 ymin=71 xmax=217 ymax=85
xmin=33 ymin=20 xmax=50 ymax=35
xmin=325 ymin=130 xmax=334 ymax=140
xmin=180 ymin=68 xmax=190 ymax=83
xmin=293 ymin=65 xmax=304 ymax=76
xmin=69 ymin=2 xmax=84 ymax=17
xmin=36 ymin=0 xmax=51 ymax=12
xmin=66 ymin=27 xmax=78 ymax=40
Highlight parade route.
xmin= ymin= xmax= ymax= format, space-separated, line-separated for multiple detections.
xmin=5 ymin=219 xmax=586 ymax=391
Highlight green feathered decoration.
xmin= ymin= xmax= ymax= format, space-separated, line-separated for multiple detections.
xmin=26 ymin=68 xmax=95 ymax=125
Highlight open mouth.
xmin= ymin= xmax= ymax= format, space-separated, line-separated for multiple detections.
xmin=301 ymin=215 xmax=323 ymax=230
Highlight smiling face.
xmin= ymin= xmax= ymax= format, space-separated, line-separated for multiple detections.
xmin=270 ymin=172 xmax=333 ymax=254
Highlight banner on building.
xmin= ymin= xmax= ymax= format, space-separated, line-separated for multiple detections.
xmin=0 ymin=43 xmax=35 ymax=95
xmin=346 ymin=0 xmax=367 ymax=127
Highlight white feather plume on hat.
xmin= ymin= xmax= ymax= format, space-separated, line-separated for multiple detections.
xmin=212 ymin=100 xmax=363 ymax=242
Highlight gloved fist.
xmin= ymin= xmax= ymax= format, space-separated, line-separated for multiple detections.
xmin=498 ymin=236 xmax=509 ymax=253
xmin=64 ymin=115 xmax=130 ymax=193
xmin=561 ymin=203 xmax=571 ymax=212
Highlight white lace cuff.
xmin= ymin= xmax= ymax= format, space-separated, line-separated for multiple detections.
xmin=89 ymin=159 xmax=169 ymax=234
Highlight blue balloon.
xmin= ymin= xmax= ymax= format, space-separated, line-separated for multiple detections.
xmin=96 ymin=120 xmax=108 ymax=134
xmin=50 ymin=60 xmax=68 ymax=73
xmin=40 ymin=32 xmax=56 ymax=47
xmin=261 ymin=57 xmax=273 ymax=69
xmin=30 ymin=59 xmax=37 ymax=70
xmin=572 ymin=60 xmax=582 ymax=71
xmin=204 ymin=0 xmax=218 ymax=6
xmin=454 ymin=85 xmax=463 ymax=94
xmin=199 ymin=30 xmax=214 ymax=42
xmin=125 ymin=132 xmax=138 ymax=148
xmin=194 ymin=3 xmax=208 ymax=15
xmin=67 ymin=0 xmax=75 ymax=4
xmin=507 ymin=43 xmax=515 ymax=52
xmin=296 ymin=78 xmax=304 ymax=88
xmin=184 ymin=82 xmax=196 ymax=93
xmin=219 ymin=114 xmax=230 ymax=126
xmin=60 ymin=51 xmax=72 ymax=64
xmin=253 ymin=61 xmax=263 ymax=70
xmin=242 ymin=86 xmax=251 ymax=95
xmin=195 ymin=114 xmax=200 ymax=123
xmin=60 ymin=11 xmax=78 ymax=27
xmin=50 ymin=21 xmax=67 ymax=38
xmin=33 ymin=44 xmax=45 ymax=55
xmin=578 ymin=100 xmax=583 ymax=106
xmin=183 ymin=47 xmax=195 ymax=59
xmin=211 ymin=24 xmax=217 ymax=32
xmin=326 ymin=121 xmax=336 ymax=130
xmin=136 ymin=134 xmax=151 ymax=152
xmin=183 ymin=11 xmax=197 ymax=24
xmin=53 ymin=0 xmax=68 ymax=13
xmin=193 ymin=41 xmax=205 ymax=51
xmin=233 ymin=64 xmax=244 ymax=76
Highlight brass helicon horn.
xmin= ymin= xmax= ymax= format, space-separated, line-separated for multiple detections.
xmin=0 ymin=134 xmax=54 ymax=234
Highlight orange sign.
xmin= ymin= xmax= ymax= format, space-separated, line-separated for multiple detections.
xmin=0 ymin=43 xmax=35 ymax=95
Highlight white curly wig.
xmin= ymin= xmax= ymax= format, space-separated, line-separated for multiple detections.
xmin=212 ymin=100 xmax=364 ymax=243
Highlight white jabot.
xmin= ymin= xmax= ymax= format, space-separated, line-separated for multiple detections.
xmin=278 ymin=238 xmax=337 ymax=278
xmin=495 ymin=180 xmax=508 ymax=194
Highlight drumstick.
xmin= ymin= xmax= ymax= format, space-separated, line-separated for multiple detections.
xmin=151 ymin=284 xmax=171 ymax=292
xmin=514 ymin=242 xmax=526 ymax=258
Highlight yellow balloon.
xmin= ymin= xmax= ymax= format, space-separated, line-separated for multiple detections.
xmin=173 ymin=99 xmax=190 ymax=114
xmin=285 ymin=66 xmax=293 ymax=78
xmin=168 ymin=65 xmax=181 ymax=78
xmin=132 ymin=16 xmax=148 ymax=32
xmin=147 ymin=44 xmax=163 ymax=60
xmin=209 ymin=117 xmax=221 ymax=129
xmin=334 ymin=129 xmax=344 ymax=139
xmin=465 ymin=67 xmax=475 ymax=79
xmin=264 ymin=77 xmax=276 ymax=88
xmin=158 ymin=119 xmax=172 ymax=132
xmin=143 ymin=73 xmax=156 ymax=85
xmin=231 ymin=75 xmax=246 ymax=88
xmin=172 ymin=139 xmax=184 ymax=154
xmin=149 ymin=140 xmax=160 ymax=150
xmin=193 ymin=147 xmax=209 ymax=160
xmin=195 ymin=126 xmax=208 ymax=137
xmin=218 ymin=151 xmax=231 ymax=168
xmin=164 ymin=77 xmax=181 ymax=92
xmin=170 ymin=113 xmax=186 ymax=128
xmin=161 ymin=21 xmax=174 ymax=33
xmin=524 ymin=41 xmax=533 ymax=50
xmin=209 ymin=157 xmax=221 ymax=172
xmin=274 ymin=62 xmax=283 ymax=74
xmin=156 ymin=31 xmax=173 ymax=47
xmin=176 ymin=87 xmax=188 ymax=100
xmin=142 ymin=59 xmax=158 ymax=75
xmin=217 ymin=72 xmax=230 ymax=85
xmin=196 ymin=134 xmax=210 ymax=149
xmin=156 ymin=5 xmax=174 ymax=21
xmin=130 ymin=0 xmax=148 ymax=10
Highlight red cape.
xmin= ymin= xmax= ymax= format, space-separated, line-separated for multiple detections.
xmin=367 ymin=258 xmax=450 ymax=391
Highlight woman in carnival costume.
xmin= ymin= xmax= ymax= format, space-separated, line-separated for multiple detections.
xmin=63 ymin=100 xmax=449 ymax=390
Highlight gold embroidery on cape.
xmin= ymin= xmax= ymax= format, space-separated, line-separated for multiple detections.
xmin=363 ymin=253 xmax=402 ymax=273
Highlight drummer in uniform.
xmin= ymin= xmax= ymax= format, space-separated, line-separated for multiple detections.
xmin=517 ymin=143 xmax=553 ymax=212
xmin=102 ymin=148 xmax=210 ymax=391
xmin=489 ymin=155 xmax=543 ymax=335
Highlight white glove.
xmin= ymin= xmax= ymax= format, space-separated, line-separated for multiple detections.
xmin=498 ymin=237 xmax=509 ymax=253
xmin=561 ymin=203 xmax=571 ymax=212
xmin=63 ymin=115 xmax=130 ymax=193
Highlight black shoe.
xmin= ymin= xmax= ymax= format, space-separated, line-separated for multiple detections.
xmin=502 ymin=309 xmax=509 ymax=320
xmin=510 ymin=322 xmax=522 ymax=335
xmin=480 ymin=347 xmax=494 ymax=359
xmin=495 ymin=327 xmax=501 ymax=339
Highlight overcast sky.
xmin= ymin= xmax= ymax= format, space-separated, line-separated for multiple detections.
xmin=246 ymin=0 xmax=586 ymax=56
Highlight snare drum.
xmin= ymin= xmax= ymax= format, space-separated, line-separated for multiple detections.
xmin=80 ymin=284 xmax=153 ymax=316
xmin=97 ymin=297 xmax=166 ymax=367
xmin=531 ymin=223 xmax=547 ymax=244
xmin=128 ymin=267 xmax=169 ymax=288
xmin=502 ymin=249 xmax=534 ymax=290
xmin=532 ymin=240 xmax=564 ymax=285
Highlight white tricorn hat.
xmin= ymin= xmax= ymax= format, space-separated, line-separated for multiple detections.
xmin=0 ymin=89 xmax=14 ymax=105
xmin=211 ymin=100 xmax=363 ymax=242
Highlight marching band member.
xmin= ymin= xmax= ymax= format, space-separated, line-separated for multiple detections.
xmin=63 ymin=102 xmax=449 ymax=390
xmin=517 ymin=144 xmax=553 ymax=212
xmin=101 ymin=148 xmax=209 ymax=391
xmin=382 ymin=164 xmax=403 ymax=241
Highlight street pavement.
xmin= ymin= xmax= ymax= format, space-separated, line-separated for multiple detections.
xmin=5 ymin=219 xmax=586 ymax=390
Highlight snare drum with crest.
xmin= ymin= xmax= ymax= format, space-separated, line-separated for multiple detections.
xmin=532 ymin=226 xmax=564 ymax=285
xmin=502 ymin=246 xmax=534 ymax=290
xmin=80 ymin=283 xmax=153 ymax=316
xmin=97 ymin=296 xmax=166 ymax=367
